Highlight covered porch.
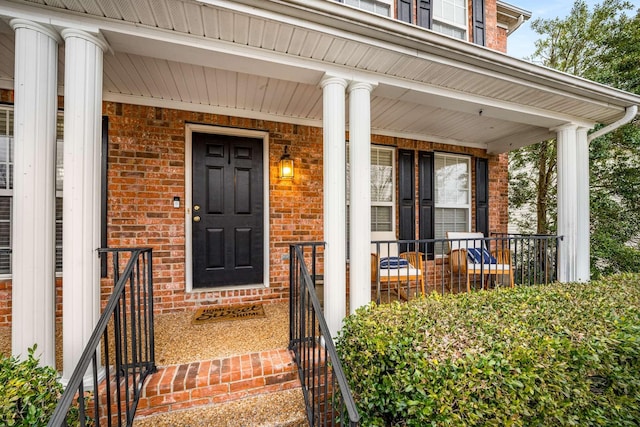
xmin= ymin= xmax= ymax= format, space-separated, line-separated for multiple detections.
xmin=1 ymin=0 xmax=640 ymax=410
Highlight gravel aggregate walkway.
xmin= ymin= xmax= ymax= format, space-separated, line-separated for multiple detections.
xmin=134 ymin=389 xmax=307 ymax=427
xmin=154 ymin=302 xmax=289 ymax=365
xmin=2 ymin=302 xmax=308 ymax=426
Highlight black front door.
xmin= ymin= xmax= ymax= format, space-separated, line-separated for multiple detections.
xmin=192 ymin=133 xmax=264 ymax=288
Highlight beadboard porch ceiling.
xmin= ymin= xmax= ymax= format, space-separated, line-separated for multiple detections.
xmin=0 ymin=0 xmax=639 ymax=153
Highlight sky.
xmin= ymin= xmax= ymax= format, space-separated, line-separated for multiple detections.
xmin=506 ymin=0 xmax=640 ymax=60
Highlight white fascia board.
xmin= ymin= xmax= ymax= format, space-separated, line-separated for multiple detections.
xmin=371 ymin=127 xmax=488 ymax=150
xmin=373 ymin=81 xmax=596 ymax=129
xmin=103 ymin=91 xmax=323 ymax=128
xmin=488 ymin=127 xmax=555 ymax=154
xmin=0 ymin=1 xmax=102 ymax=33
xmin=5 ymin=0 xmax=637 ymax=112
xmin=203 ymin=0 xmax=634 ymax=110
xmin=101 ymin=30 xmax=326 ymax=86
xmin=105 ymin=25 xmax=600 ymax=128
xmin=103 ymin=91 xmax=487 ymax=151
xmin=212 ymin=0 xmax=640 ymax=108
xmin=2 ymin=0 xmax=633 ymax=123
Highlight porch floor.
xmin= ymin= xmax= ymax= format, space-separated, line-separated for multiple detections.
xmin=154 ymin=301 xmax=290 ymax=365
xmin=0 ymin=302 xmax=308 ymax=426
xmin=136 ymin=301 xmax=307 ymax=426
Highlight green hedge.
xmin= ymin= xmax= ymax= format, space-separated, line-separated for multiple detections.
xmin=0 ymin=346 xmax=82 ymax=426
xmin=336 ymin=274 xmax=640 ymax=426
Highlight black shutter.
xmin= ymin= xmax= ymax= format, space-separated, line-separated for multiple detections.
xmin=418 ymin=152 xmax=435 ymax=258
xmin=476 ymin=157 xmax=489 ymax=236
xmin=472 ymin=0 xmax=486 ymax=46
xmin=398 ymin=0 xmax=412 ymax=23
xmin=100 ymin=116 xmax=109 ymax=278
xmin=398 ymin=150 xmax=415 ymax=252
xmin=418 ymin=0 xmax=433 ymax=29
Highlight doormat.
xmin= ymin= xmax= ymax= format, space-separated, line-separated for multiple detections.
xmin=191 ymin=303 xmax=266 ymax=325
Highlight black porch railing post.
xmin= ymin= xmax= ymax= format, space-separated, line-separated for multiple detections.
xmin=48 ymin=248 xmax=155 ymax=427
xmin=289 ymin=243 xmax=360 ymax=427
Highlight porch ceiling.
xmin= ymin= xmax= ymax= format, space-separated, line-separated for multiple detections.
xmin=1 ymin=0 xmax=639 ymax=153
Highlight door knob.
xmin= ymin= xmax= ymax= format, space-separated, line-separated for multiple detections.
xmin=193 ymin=215 xmax=201 ymax=222
xmin=194 ymin=205 xmax=200 ymax=211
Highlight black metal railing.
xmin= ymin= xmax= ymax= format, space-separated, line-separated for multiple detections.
xmin=289 ymin=243 xmax=360 ymax=427
xmin=372 ymin=234 xmax=561 ymax=302
xmin=48 ymin=248 xmax=155 ymax=427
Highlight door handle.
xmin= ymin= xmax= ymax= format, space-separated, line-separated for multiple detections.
xmin=193 ymin=216 xmax=201 ymax=222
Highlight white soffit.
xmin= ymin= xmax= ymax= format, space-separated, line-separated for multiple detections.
xmin=0 ymin=0 xmax=638 ymax=152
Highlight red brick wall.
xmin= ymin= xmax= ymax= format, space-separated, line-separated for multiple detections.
xmin=483 ymin=0 xmax=507 ymax=53
xmin=393 ymin=0 xmax=505 ymax=53
xmin=102 ymin=103 xmax=325 ymax=313
xmin=0 ymin=91 xmax=509 ymax=327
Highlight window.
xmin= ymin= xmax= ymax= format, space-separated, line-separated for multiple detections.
xmin=0 ymin=106 xmax=64 ymax=276
xmin=370 ymin=147 xmax=394 ymax=234
xmin=347 ymin=145 xmax=396 ymax=240
xmin=344 ymin=0 xmax=391 ymax=16
xmin=433 ymin=0 xmax=467 ymax=40
xmin=434 ymin=153 xmax=470 ymax=250
xmin=0 ymin=108 xmax=12 ymax=274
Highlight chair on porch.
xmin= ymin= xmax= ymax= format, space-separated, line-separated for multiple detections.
xmin=371 ymin=251 xmax=425 ymax=300
xmin=446 ymin=231 xmax=514 ymax=292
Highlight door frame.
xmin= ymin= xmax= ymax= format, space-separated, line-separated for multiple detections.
xmin=185 ymin=124 xmax=270 ymax=292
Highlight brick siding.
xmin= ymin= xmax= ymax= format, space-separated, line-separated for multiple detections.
xmin=0 ymin=89 xmax=509 ymax=328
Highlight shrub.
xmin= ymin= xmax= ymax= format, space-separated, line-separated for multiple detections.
xmin=336 ymin=274 xmax=640 ymax=426
xmin=0 ymin=345 xmax=82 ymax=426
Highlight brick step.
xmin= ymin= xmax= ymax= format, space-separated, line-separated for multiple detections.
xmin=135 ymin=348 xmax=301 ymax=418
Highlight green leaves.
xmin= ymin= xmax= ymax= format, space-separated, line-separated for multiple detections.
xmin=0 ymin=346 xmax=86 ymax=426
xmin=336 ymin=276 xmax=640 ymax=426
xmin=510 ymin=0 xmax=640 ymax=278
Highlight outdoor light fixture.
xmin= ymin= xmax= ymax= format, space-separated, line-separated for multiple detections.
xmin=279 ymin=145 xmax=294 ymax=179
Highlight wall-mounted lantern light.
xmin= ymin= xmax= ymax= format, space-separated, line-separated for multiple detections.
xmin=279 ymin=145 xmax=294 ymax=179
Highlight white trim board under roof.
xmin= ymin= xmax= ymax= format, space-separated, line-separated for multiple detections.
xmin=496 ymin=0 xmax=532 ymax=34
xmin=0 ymin=0 xmax=638 ymax=153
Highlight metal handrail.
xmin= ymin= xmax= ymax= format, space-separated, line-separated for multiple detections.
xmin=48 ymin=248 xmax=155 ymax=426
xmin=289 ymin=243 xmax=360 ymax=426
xmin=372 ymin=234 xmax=562 ymax=300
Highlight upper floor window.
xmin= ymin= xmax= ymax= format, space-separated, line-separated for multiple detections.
xmin=433 ymin=0 xmax=467 ymax=40
xmin=344 ymin=0 xmax=391 ymax=16
xmin=396 ymin=0 xmax=470 ymax=42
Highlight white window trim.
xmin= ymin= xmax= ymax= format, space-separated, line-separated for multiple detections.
xmin=434 ymin=151 xmax=471 ymax=239
xmin=433 ymin=0 xmax=469 ymax=40
xmin=184 ymin=124 xmax=271 ymax=292
xmin=343 ymin=0 xmax=392 ymax=17
xmin=370 ymin=145 xmax=396 ymax=241
xmin=0 ymin=106 xmax=64 ymax=279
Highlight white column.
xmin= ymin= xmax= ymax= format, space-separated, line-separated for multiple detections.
xmin=61 ymin=29 xmax=107 ymax=381
xmin=321 ymin=76 xmax=347 ymax=338
xmin=574 ymin=127 xmax=590 ymax=282
xmin=10 ymin=19 xmax=60 ymax=367
xmin=348 ymin=81 xmax=373 ymax=313
xmin=557 ymin=124 xmax=590 ymax=283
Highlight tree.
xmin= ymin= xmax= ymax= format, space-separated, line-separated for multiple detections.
xmin=509 ymin=0 xmax=640 ymax=278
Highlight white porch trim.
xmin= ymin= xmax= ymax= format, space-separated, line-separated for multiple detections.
xmin=348 ymin=81 xmax=374 ymax=314
xmin=184 ymin=124 xmax=271 ymax=292
xmin=10 ymin=19 xmax=59 ymax=367
xmin=61 ymin=28 xmax=108 ymax=381
xmin=556 ymin=124 xmax=590 ymax=283
xmin=321 ymin=75 xmax=348 ymax=338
